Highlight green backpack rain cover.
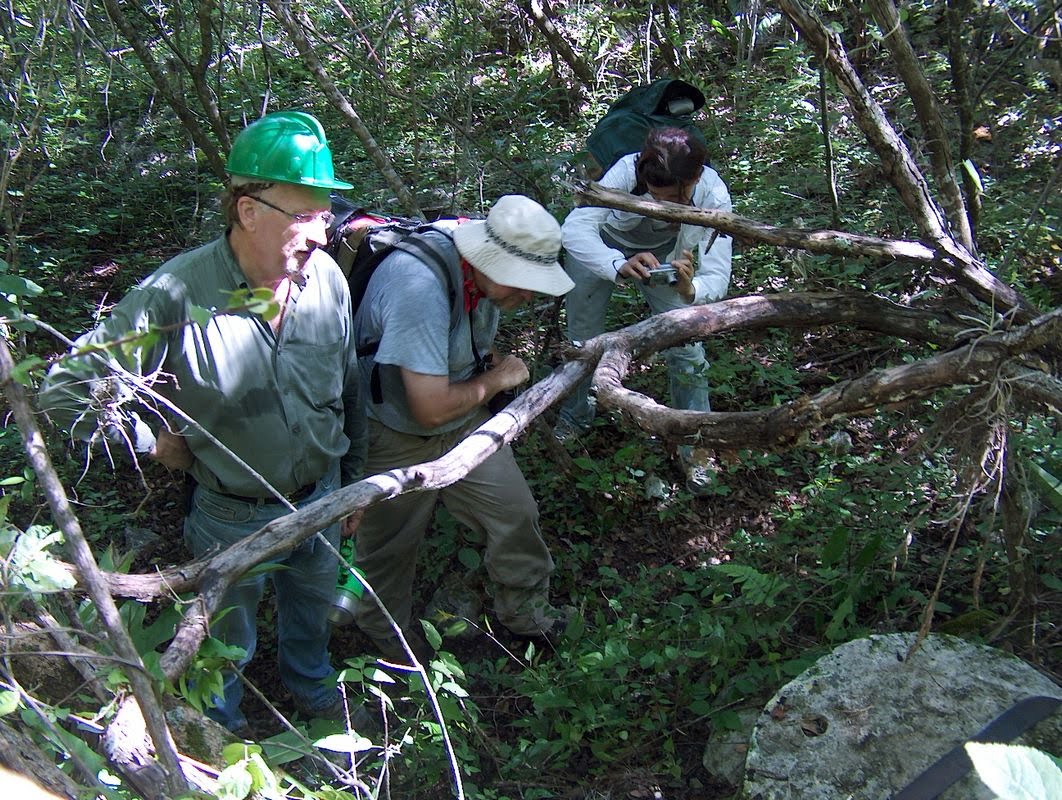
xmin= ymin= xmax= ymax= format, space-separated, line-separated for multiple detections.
xmin=585 ymin=79 xmax=708 ymax=178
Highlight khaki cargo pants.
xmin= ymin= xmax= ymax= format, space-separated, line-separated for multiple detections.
xmin=353 ymin=414 xmax=555 ymax=641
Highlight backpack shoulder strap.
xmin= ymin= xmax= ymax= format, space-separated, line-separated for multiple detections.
xmin=360 ymin=226 xmax=468 ymax=405
xmin=390 ymin=227 xmax=462 ymax=330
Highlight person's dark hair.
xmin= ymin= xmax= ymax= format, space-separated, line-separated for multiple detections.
xmin=634 ymin=127 xmax=707 ymax=194
xmin=222 ymin=176 xmax=275 ymax=228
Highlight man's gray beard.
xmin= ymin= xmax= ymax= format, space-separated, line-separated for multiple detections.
xmin=285 ymin=259 xmax=308 ymax=287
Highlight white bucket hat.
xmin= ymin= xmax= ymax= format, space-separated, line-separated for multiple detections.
xmin=453 ymin=195 xmax=574 ymax=296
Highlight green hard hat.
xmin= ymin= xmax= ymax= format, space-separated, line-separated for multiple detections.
xmin=226 ymin=110 xmax=354 ymax=190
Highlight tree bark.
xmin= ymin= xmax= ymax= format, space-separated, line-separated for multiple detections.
xmin=0 ymin=339 xmax=188 ymax=799
xmin=46 ymin=297 xmax=1059 ymax=614
xmin=99 ymin=0 xmax=228 ymax=181
xmin=595 ymin=300 xmax=1061 ymax=445
xmin=0 ymin=720 xmax=81 ymax=799
xmin=517 ymin=0 xmax=596 ymax=87
xmin=574 ymin=175 xmax=1038 ymax=322
xmin=264 ymin=0 xmax=423 ymax=217
xmin=945 ymin=0 xmax=982 ymax=239
xmin=776 ymin=0 xmax=1038 ymax=321
xmin=575 ymin=180 xmax=938 ymax=262
xmin=128 ymin=0 xmax=230 ymax=151
xmin=867 ymin=0 xmax=975 ymax=253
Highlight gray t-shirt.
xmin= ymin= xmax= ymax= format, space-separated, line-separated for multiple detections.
xmin=354 ymin=230 xmax=500 ymax=436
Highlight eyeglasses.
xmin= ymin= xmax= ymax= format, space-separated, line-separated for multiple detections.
xmin=250 ymin=195 xmax=335 ymax=227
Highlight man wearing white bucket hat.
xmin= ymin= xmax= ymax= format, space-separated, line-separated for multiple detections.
xmin=351 ymin=194 xmax=574 ymax=661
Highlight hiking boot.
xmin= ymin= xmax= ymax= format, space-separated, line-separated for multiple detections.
xmin=499 ymin=603 xmax=575 ymax=639
xmin=680 ymin=451 xmax=719 ymax=496
xmin=293 ymin=691 xmax=346 ymax=722
xmin=370 ymin=628 xmax=434 ymax=665
xmin=684 ymin=462 xmax=715 ymax=495
xmin=228 ymin=720 xmax=258 ymax=741
xmin=552 ymin=417 xmax=588 ymax=445
xmin=425 ymin=580 xmax=483 ymax=638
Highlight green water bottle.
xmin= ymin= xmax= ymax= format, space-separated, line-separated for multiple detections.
xmin=329 ymin=539 xmax=365 ymax=626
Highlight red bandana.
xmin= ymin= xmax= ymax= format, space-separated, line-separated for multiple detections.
xmin=461 ymin=258 xmax=482 ymax=312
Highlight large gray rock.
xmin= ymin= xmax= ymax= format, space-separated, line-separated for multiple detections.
xmin=743 ymin=632 xmax=1062 ymax=799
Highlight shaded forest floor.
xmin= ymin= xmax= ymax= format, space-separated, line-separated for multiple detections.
xmin=4 ymin=264 xmax=1059 ymax=800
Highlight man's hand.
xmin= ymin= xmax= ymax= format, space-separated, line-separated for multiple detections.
xmin=342 ymin=509 xmax=364 ymax=538
xmin=150 ymin=428 xmax=194 ymax=471
xmin=671 ymin=249 xmax=696 ymax=303
xmin=484 ymin=354 xmax=529 ymax=392
xmin=616 ymin=251 xmax=660 ymax=282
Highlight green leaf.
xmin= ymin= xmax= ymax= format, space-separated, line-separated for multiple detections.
xmin=821 ymin=527 xmax=848 ymax=567
xmin=8 ymin=525 xmax=76 ymax=593
xmin=188 ymin=304 xmax=214 ymax=328
xmin=1028 ymin=463 xmax=1062 ymax=513
xmin=314 ymin=733 xmax=374 ymax=754
xmin=825 ymin=595 xmax=854 ymax=641
xmin=854 ymin=534 xmax=882 ymax=570
xmin=713 ymin=709 xmax=744 ymax=731
xmin=457 ymin=546 xmax=481 ymax=570
xmin=962 ymin=159 xmax=984 ymax=195
xmin=226 ymin=287 xmax=280 ymax=321
xmin=0 ymin=274 xmax=44 ymax=298
xmin=222 ymin=742 xmax=262 ymax=764
xmin=10 ymin=355 xmax=44 ymax=385
xmin=0 ymin=690 xmax=20 ymax=716
xmin=258 ymin=729 xmax=314 ymax=766
xmin=216 ymin=762 xmax=254 ymax=800
xmin=245 ymin=752 xmax=281 ymax=797
xmin=966 ymin=742 xmax=1062 ymax=800
xmin=421 ymin=619 xmax=442 ymax=650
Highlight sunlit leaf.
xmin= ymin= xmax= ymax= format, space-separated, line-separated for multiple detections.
xmin=314 ymin=733 xmax=374 ymax=754
xmin=188 ymin=304 xmax=214 ymax=328
xmin=216 ymin=763 xmax=253 ymax=800
xmin=962 ymin=159 xmax=984 ymax=195
xmin=0 ymin=690 xmax=20 ymax=716
xmin=966 ymin=742 xmax=1062 ymax=800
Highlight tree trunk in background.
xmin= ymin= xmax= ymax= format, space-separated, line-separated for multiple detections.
xmin=518 ymin=0 xmax=596 ymax=87
xmin=101 ymin=0 xmax=228 ymax=180
xmin=867 ymin=0 xmax=976 ymax=255
xmin=946 ymin=0 xmax=983 ymax=239
xmin=265 ymin=0 xmax=423 ymax=216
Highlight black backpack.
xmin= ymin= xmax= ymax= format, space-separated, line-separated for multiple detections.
xmin=325 ymin=196 xmax=497 ymax=405
xmin=325 ymin=195 xmax=456 ymax=312
xmin=584 ymin=78 xmax=709 ymax=178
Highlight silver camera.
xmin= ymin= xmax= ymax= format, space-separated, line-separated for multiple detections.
xmin=644 ymin=267 xmax=678 ymax=287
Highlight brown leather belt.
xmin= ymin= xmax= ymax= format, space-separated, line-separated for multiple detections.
xmin=223 ymin=482 xmax=318 ymax=505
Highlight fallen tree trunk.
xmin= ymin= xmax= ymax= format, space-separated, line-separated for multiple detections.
xmin=55 ymin=294 xmax=1057 ymax=619
xmin=572 ymin=181 xmax=1039 ymax=323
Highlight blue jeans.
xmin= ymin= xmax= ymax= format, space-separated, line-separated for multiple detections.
xmin=558 ymin=256 xmax=711 ymax=458
xmin=183 ymin=465 xmax=340 ymax=731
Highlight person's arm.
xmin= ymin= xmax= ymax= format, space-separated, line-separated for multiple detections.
xmin=688 ymin=168 xmax=734 ymax=305
xmin=400 ymin=354 xmax=529 ymax=430
xmin=38 ymin=289 xmax=171 ymax=457
xmin=561 ymin=155 xmax=640 ymax=283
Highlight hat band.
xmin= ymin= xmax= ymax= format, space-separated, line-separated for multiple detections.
xmin=485 ymin=220 xmax=557 ymax=265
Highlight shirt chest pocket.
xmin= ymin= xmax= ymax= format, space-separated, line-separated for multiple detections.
xmin=280 ymin=337 xmax=346 ymax=409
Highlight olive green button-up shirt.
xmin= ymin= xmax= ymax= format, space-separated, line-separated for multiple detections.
xmin=39 ymin=236 xmax=365 ymax=496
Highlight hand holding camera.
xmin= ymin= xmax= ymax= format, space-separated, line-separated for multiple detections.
xmin=644 ymin=267 xmax=679 ymax=286
xmin=618 ymin=249 xmax=696 ymax=302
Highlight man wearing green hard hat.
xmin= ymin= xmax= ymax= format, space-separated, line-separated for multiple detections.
xmin=39 ymin=111 xmax=365 ymax=734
